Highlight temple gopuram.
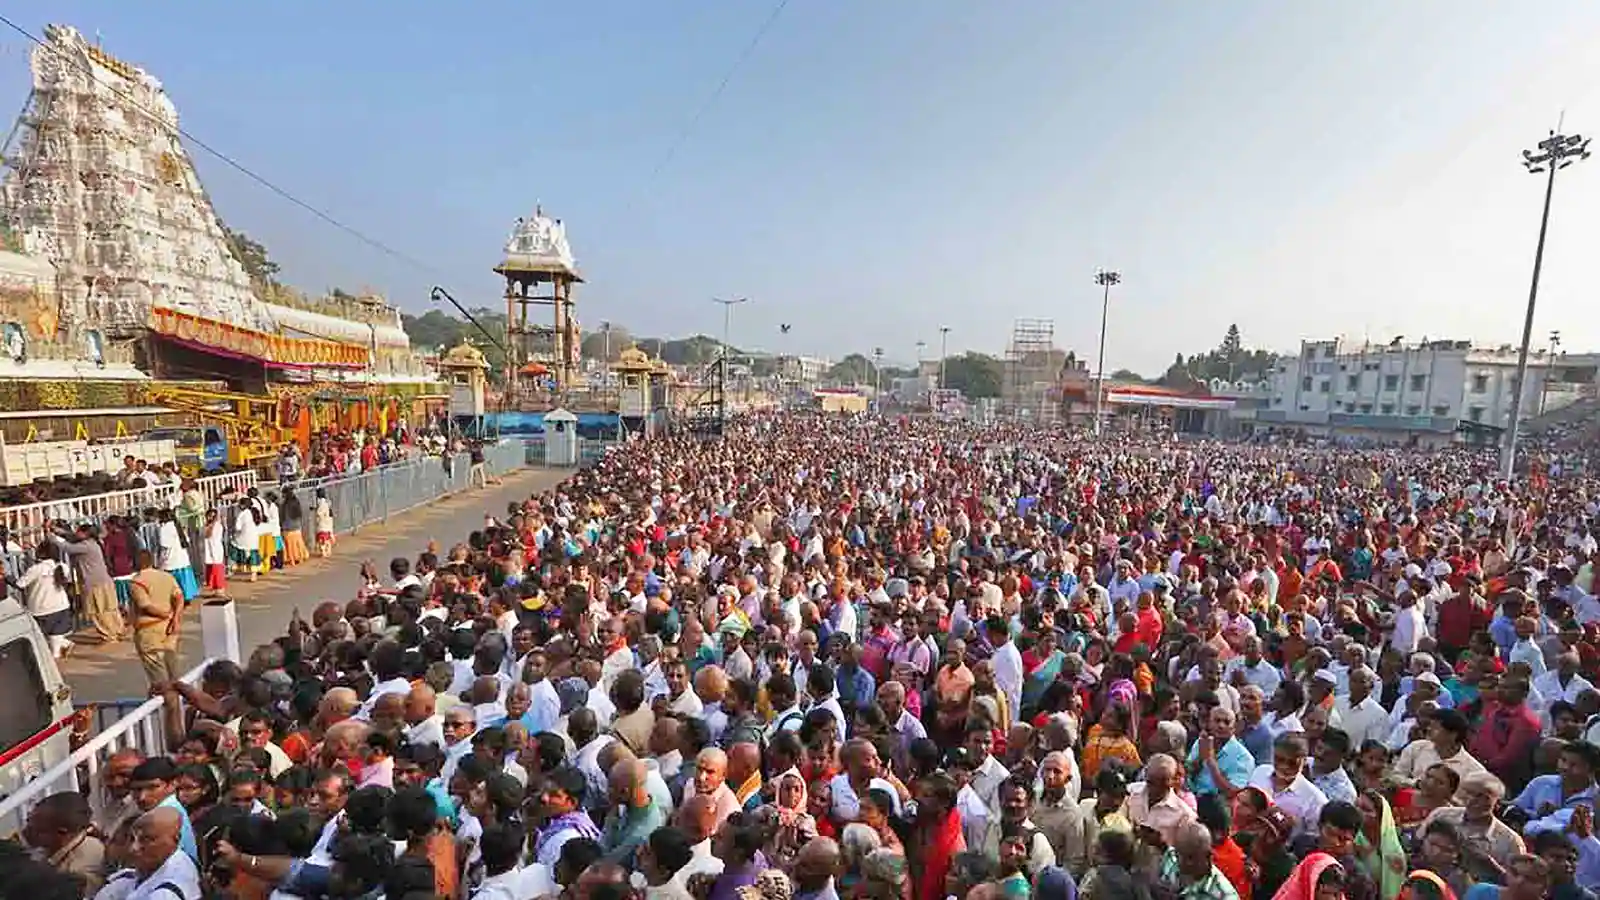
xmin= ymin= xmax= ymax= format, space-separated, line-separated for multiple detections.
xmin=0 ymin=24 xmax=440 ymax=444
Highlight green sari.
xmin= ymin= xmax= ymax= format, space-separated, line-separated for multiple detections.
xmin=1355 ymin=795 xmax=1408 ymax=900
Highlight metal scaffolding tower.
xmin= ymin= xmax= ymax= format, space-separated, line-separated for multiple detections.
xmin=1003 ymin=318 xmax=1064 ymax=423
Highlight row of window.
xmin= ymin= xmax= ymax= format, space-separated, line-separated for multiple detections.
xmin=1274 ymin=398 xmax=1494 ymax=421
xmin=1297 ymin=373 xmax=1508 ymax=394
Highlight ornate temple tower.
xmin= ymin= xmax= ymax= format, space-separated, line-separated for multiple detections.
xmin=495 ymin=207 xmax=581 ymax=404
xmin=1 ymin=25 xmax=272 ymax=337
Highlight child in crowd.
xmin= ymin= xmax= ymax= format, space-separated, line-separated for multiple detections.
xmin=203 ymin=508 xmax=227 ymax=594
xmin=315 ymin=487 xmax=335 ymax=557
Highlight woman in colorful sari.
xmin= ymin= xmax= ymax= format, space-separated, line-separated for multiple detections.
xmin=1355 ymin=790 xmax=1408 ymax=900
xmin=1023 ymin=630 xmax=1067 ymax=713
xmin=1271 ymin=852 xmax=1347 ymax=900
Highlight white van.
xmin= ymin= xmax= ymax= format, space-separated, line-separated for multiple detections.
xmin=0 ymin=598 xmax=74 ymax=827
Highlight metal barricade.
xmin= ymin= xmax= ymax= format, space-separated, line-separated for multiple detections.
xmin=1 ymin=484 xmax=179 ymax=547
xmin=194 ymin=470 xmax=258 ymax=504
xmin=0 ymin=657 xmax=215 ymax=837
xmin=3 ymin=442 xmax=528 ymax=616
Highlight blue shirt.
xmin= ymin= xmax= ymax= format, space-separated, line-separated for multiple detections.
xmin=836 ymin=665 xmax=877 ymax=711
xmin=1240 ymin=721 xmax=1277 ymax=765
xmin=1513 ymin=775 xmax=1598 ymax=817
xmin=1526 ymin=811 xmax=1600 ymax=889
xmin=158 ymin=794 xmax=200 ymax=861
xmin=1186 ymin=736 xmax=1255 ymax=796
xmin=1490 ymin=614 xmax=1518 ymax=657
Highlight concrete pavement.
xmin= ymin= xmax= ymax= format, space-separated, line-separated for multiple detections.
xmin=60 ymin=466 xmax=571 ymax=703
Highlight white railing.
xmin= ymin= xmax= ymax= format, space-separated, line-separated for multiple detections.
xmin=195 ymin=469 xmax=258 ymax=504
xmin=0 ymin=657 xmax=215 ymax=838
xmin=1 ymin=483 xmax=179 ymax=544
xmin=0 ymin=471 xmax=257 ymax=545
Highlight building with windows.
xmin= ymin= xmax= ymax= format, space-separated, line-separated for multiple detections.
xmin=1258 ymin=338 xmax=1598 ymax=445
xmin=778 ymin=355 xmax=831 ymax=384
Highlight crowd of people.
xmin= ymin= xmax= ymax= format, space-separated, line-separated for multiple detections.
xmin=7 ymin=411 xmax=1600 ymax=900
xmin=0 ymin=423 xmax=489 ymax=662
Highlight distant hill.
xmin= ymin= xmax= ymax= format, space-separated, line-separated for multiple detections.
xmin=400 ymin=311 xmax=746 ymax=371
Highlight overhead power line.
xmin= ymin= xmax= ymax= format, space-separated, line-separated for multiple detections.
xmin=643 ymin=0 xmax=792 ymax=184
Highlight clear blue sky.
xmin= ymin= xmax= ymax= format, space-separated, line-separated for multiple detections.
xmin=8 ymin=1 xmax=1600 ymax=373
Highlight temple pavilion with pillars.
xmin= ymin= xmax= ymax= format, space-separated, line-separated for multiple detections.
xmin=495 ymin=207 xmax=582 ymax=408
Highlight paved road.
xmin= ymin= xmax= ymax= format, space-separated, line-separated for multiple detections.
xmin=59 ymin=466 xmax=570 ymax=703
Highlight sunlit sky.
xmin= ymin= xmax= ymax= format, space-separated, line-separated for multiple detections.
xmin=8 ymin=2 xmax=1600 ymax=373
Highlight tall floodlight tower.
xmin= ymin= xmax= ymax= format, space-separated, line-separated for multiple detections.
xmin=1092 ymin=269 xmax=1121 ymax=436
xmin=1502 ymin=129 xmax=1589 ymax=479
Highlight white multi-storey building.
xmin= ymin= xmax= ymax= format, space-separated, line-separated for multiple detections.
xmin=779 ymin=355 xmax=831 ymax=384
xmin=1259 ymin=338 xmax=1595 ymax=445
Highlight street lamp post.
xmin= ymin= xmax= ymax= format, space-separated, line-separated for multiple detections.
xmin=1092 ymin=270 xmax=1121 ymax=436
xmin=712 ymin=297 xmax=748 ymax=363
xmin=711 ymin=297 xmax=747 ymax=423
xmin=1540 ymin=329 xmax=1562 ymax=415
xmin=873 ymin=347 xmax=885 ymax=409
xmin=1502 ymin=130 xmax=1590 ymax=480
xmin=938 ymin=326 xmax=950 ymax=390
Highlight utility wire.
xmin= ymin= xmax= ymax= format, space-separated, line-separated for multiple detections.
xmin=643 ymin=0 xmax=792 ymax=184
xmin=0 ymin=13 xmax=440 ymax=275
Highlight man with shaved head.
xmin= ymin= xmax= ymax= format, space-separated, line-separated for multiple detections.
xmin=1032 ymin=751 xmax=1086 ymax=867
xmin=574 ymin=861 xmax=632 ymax=900
xmin=403 ymin=684 xmax=444 ymax=749
xmin=601 ymin=759 xmax=665 ymax=867
xmin=319 ymin=720 xmax=371 ymax=771
xmin=1157 ymin=822 xmax=1237 ymax=900
xmin=727 ymin=741 xmax=763 ymax=811
xmin=318 ymin=687 xmax=360 ymax=731
xmin=671 ymin=793 xmax=726 ymax=882
xmin=679 ymin=747 xmax=740 ymax=829
xmin=99 ymin=807 xmax=201 ymax=900
xmin=793 ymin=836 xmax=842 ymax=900
xmin=1125 ymin=753 xmax=1197 ymax=848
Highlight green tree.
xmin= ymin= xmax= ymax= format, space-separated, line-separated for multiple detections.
xmin=827 ymin=354 xmax=875 ymax=384
xmin=580 ymin=325 xmax=633 ymax=361
xmin=1109 ymin=368 xmax=1147 ymax=383
xmin=1220 ymin=324 xmax=1243 ymax=369
xmin=401 ymin=307 xmax=509 ymax=376
xmin=222 ymin=226 xmax=279 ymax=285
xmin=942 ymin=352 xmax=1003 ymax=398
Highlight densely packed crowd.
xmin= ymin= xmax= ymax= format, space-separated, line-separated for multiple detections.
xmin=8 ymin=412 xmax=1600 ymax=900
